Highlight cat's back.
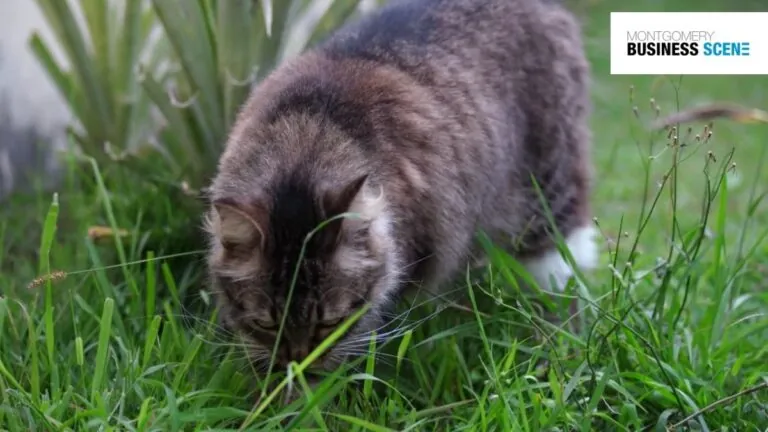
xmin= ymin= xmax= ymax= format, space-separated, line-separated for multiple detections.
xmin=317 ymin=0 xmax=590 ymax=147
xmin=213 ymin=0 xmax=595 ymax=296
xmin=319 ymin=0 xmax=585 ymax=78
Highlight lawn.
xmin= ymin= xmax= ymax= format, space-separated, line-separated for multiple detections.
xmin=1 ymin=0 xmax=766 ymax=430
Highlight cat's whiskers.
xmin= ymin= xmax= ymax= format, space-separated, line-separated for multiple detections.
xmin=338 ymin=305 xmax=445 ymax=349
xmin=398 ymin=253 xmax=435 ymax=273
xmin=136 ymin=308 xmax=241 ymax=344
xmin=319 ymin=285 xmax=367 ymax=304
xmin=352 ymin=284 xmax=464 ymax=336
xmin=334 ymin=350 xmax=396 ymax=367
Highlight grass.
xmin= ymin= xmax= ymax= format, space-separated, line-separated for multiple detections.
xmin=2 ymin=0 xmax=768 ymax=430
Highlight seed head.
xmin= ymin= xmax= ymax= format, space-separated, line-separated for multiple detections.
xmin=28 ymin=270 xmax=67 ymax=290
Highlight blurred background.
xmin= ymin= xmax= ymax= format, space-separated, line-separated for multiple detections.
xmin=0 ymin=0 xmax=70 ymax=199
xmin=0 ymin=0 xmax=379 ymax=201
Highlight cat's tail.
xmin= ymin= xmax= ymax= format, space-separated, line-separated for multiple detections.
xmin=651 ymin=101 xmax=768 ymax=130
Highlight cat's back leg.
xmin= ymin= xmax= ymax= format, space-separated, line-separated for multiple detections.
xmin=486 ymin=3 xmax=598 ymax=297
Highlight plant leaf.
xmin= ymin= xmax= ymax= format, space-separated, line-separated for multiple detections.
xmin=261 ymin=0 xmax=273 ymax=37
xmin=36 ymin=0 xmax=113 ymax=146
xmin=151 ymin=0 xmax=224 ymax=141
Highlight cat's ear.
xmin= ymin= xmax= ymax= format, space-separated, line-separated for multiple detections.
xmin=210 ymin=198 xmax=268 ymax=251
xmin=323 ymin=174 xmax=369 ymax=218
xmin=322 ymin=174 xmax=385 ymax=233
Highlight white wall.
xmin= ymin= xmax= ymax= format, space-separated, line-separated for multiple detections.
xmin=0 ymin=0 xmax=71 ymax=197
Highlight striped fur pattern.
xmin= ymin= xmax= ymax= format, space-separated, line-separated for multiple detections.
xmin=205 ymin=0 xmax=597 ymax=371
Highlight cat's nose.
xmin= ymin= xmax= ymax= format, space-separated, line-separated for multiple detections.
xmin=290 ymin=345 xmax=310 ymax=361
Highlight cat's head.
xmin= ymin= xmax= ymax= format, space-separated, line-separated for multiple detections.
xmin=204 ymin=172 xmax=401 ymax=372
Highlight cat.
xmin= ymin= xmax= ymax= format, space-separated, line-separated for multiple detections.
xmin=204 ymin=0 xmax=598 ymax=374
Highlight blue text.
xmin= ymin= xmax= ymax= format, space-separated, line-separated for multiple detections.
xmin=703 ymin=42 xmax=751 ymax=56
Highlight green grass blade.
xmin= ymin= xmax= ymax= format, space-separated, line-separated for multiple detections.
xmin=88 ymin=157 xmax=140 ymax=298
xmin=329 ymin=413 xmax=396 ymax=432
xmin=75 ymin=336 xmax=84 ymax=367
xmin=90 ymin=298 xmax=115 ymax=402
xmin=25 ymin=309 xmax=41 ymax=405
xmin=0 ymin=347 xmax=24 ymax=393
xmin=171 ymin=334 xmax=203 ymax=390
xmin=145 ymin=251 xmax=156 ymax=327
xmin=0 ymin=299 xmax=6 ymax=344
xmin=396 ymin=329 xmax=413 ymax=377
xmin=710 ymin=172 xmax=730 ymax=347
xmin=363 ymin=331 xmax=376 ymax=399
xmin=38 ymin=193 xmax=59 ymax=383
xmin=142 ymin=315 xmax=162 ymax=371
xmin=137 ymin=397 xmax=153 ymax=431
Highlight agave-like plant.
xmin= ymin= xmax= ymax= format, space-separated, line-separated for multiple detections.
xmin=27 ymin=0 xmax=373 ymax=283
xmin=31 ymin=0 xmax=370 ymax=188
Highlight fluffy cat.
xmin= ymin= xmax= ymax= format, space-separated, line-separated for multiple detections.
xmin=205 ymin=0 xmax=598 ymax=372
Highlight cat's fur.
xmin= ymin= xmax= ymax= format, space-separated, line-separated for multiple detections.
xmin=205 ymin=0 xmax=597 ymax=372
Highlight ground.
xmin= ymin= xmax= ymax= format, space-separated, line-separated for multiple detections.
xmin=0 ymin=0 xmax=766 ymax=430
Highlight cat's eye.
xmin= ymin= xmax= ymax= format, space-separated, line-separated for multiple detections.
xmin=253 ymin=319 xmax=278 ymax=331
xmin=318 ymin=317 xmax=345 ymax=329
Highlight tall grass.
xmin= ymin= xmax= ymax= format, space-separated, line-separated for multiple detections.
xmin=0 ymin=0 xmax=766 ymax=430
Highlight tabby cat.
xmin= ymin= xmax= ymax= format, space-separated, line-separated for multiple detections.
xmin=205 ymin=0 xmax=597 ymax=373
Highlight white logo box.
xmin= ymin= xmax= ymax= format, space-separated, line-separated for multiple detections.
xmin=610 ymin=12 xmax=768 ymax=75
